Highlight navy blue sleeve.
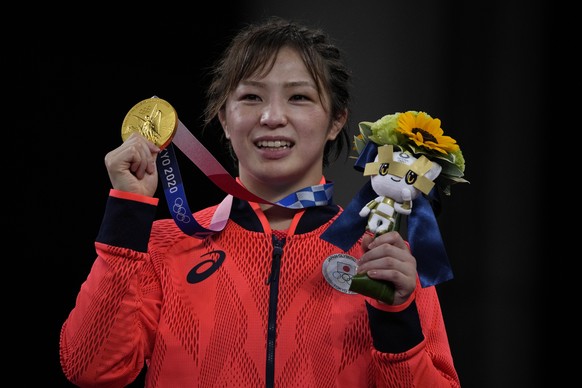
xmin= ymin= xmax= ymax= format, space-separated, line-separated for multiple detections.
xmin=96 ymin=195 xmax=157 ymax=253
xmin=366 ymin=300 xmax=424 ymax=353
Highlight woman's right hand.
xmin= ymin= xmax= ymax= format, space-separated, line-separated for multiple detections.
xmin=104 ymin=132 xmax=161 ymax=197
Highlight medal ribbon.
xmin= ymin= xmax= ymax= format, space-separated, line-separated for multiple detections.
xmin=156 ymin=120 xmax=333 ymax=239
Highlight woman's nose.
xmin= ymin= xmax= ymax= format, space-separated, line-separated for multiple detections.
xmin=260 ymin=101 xmax=288 ymax=128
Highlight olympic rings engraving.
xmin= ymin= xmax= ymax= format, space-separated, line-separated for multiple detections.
xmin=332 ymin=270 xmax=353 ymax=284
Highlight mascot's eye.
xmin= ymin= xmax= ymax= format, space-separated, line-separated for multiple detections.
xmin=405 ymin=170 xmax=418 ymax=184
xmin=379 ymin=163 xmax=390 ymax=176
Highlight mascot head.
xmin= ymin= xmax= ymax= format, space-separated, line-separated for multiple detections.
xmin=364 ymin=145 xmax=442 ymax=202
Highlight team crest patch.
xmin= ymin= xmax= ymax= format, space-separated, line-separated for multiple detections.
xmin=322 ymin=254 xmax=358 ymax=294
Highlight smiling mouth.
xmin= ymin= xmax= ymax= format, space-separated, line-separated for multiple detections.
xmin=256 ymin=140 xmax=293 ymax=149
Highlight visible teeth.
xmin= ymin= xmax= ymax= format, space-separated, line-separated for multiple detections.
xmin=256 ymin=140 xmax=291 ymax=148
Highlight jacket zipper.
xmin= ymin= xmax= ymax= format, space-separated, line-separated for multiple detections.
xmin=265 ymin=234 xmax=284 ymax=388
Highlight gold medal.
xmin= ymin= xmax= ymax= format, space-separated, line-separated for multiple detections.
xmin=121 ymin=97 xmax=178 ymax=149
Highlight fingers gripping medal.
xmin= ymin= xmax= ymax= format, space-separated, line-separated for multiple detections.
xmin=121 ymin=97 xmax=177 ymax=149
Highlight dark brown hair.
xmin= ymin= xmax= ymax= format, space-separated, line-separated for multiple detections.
xmin=203 ymin=16 xmax=352 ymax=167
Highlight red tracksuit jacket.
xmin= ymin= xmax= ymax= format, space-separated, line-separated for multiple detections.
xmin=60 ymin=189 xmax=460 ymax=387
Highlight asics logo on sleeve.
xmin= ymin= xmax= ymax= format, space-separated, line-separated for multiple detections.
xmin=187 ymin=250 xmax=226 ymax=284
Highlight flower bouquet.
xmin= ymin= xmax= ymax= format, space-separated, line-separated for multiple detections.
xmin=348 ymin=111 xmax=468 ymax=303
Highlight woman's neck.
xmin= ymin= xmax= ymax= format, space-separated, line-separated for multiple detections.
xmin=237 ymin=173 xmax=325 ymax=204
xmin=238 ymin=174 xmax=325 ymax=230
xmin=260 ymin=204 xmax=297 ymax=230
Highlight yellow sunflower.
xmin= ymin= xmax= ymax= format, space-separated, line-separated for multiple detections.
xmin=396 ymin=111 xmax=459 ymax=155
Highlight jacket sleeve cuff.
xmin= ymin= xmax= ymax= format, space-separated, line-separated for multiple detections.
xmin=365 ymin=299 xmax=424 ymax=353
xmin=96 ymin=189 xmax=158 ymax=252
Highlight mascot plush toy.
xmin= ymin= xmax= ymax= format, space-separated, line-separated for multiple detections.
xmin=322 ymin=110 xmax=468 ymax=304
xmin=360 ymin=144 xmax=442 ymax=236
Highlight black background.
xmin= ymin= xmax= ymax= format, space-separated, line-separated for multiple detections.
xmin=21 ymin=1 xmax=548 ymax=386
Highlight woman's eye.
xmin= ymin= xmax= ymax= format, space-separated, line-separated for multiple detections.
xmin=242 ymin=94 xmax=260 ymax=101
xmin=290 ymin=95 xmax=309 ymax=101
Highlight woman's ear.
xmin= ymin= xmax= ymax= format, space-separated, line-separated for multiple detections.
xmin=218 ymin=110 xmax=230 ymax=139
xmin=328 ymin=109 xmax=348 ymax=140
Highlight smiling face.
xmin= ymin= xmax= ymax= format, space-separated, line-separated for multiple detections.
xmin=371 ymin=150 xmax=417 ymax=201
xmin=369 ymin=149 xmax=442 ymax=201
xmin=219 ymin=46 xmax=346 ymax=200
